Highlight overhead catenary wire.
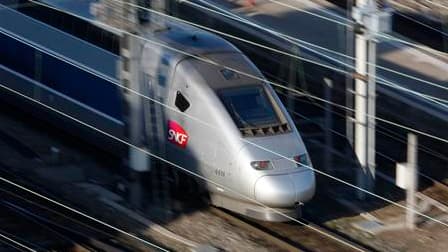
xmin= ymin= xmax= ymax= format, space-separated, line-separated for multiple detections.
xmin=375 ymin=76 xmax=448 ymax=108
xmin=0 ymin=173 xmax=140 ymax=251
xmin=276 ymin=86 xmax=448 ymax=163
xmin=0 ymin=74 xmax=447 ymax=235
xmin=0 ymin=82 xmax=368 ymax=252
xmin=289 ymin=108 xmax=413 ymax=185
xmin=278 ymin=89 xmax=448 ymax=187
xmin=182 ymin=0 xmax=448 ymax=146
xmin=0 ymin=171 xmax=168 ymax=251
xmin=243 ymin=0 xmax=448 ymax=58
xmin=175 ymin=1 xmax=448 ymax=109
xmin=101 ymin=0 xmax=448 ymax=127
xmin=0 ymin=39 xmax=169 ymax=252
xmin=375 ymin=31 xmax=448 ymax=56
xmin=277 ymin=85 xmax=448 ymax=185
xmin=392 ymin=1 xmax=448 ymax=36
xmin=181 ymin=0 xmax=448 ymax=109
xmin=6 ymin=0 xmax=447 ymax=146
xmin=4 ymin=5 xmax=448 ymax=157
xmin=280 ymin=92 xmax=448 ymax=184
xmin=18 ymin=0 xmax=448 ymax=109
xmin=265 ymin=0 xmax=353 ymax=27
xmin=124 ymin=1 xmax=447 ymax=222
xmin=264 ymin=0 xmax=448 ymax=57
xmin=6 ymin=0 xmax=448 ymax=154
xmin=6 ymin=0 xmax=448 ymax=187
xmin=376 ymin=124 xmax=448 ymax=162
xmin=186 ymin=0 xmax=448 ymax=93
xmin=424 ymin=0 xmax=448 ymax=11
xmin=0 ymin=232 xmax=37 ymax=252
xmin=287 ymin=0 xmax=355 ymax=24
xmin=0 ymin=186 xmax=145 ymax=249
xmin=178 ymin=0 xmax=448 ymax=103
xmin=0 ymin=2 xmax=446 ymax=252
xmin=0 ymin=6 xmax=372 ymax=250
xmin=6 ymin=0 xmax=448 ymax=228
xmin=2 ymin=202 xmax=84 ymax=250
xmin=270 ymin=69 xmax=448 ymax=166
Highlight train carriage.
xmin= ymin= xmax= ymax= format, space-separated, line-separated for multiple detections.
xmin=0 ymin=2 xmax=315 ymax=221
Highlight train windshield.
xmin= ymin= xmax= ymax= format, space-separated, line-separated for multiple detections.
xmin=218 ymin=86 xmax=280 ymax=128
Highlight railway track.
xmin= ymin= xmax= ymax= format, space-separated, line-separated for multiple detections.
xmin=0 ymin=109 xmax=175 ymax=252
xmin=0 ymin=183 xmax=134 ymax=252
xmin=210 ymin=207 xmax=373 ymax=252
xmin=0 ymin=199 xmax=84 ymax=252
xmin=0 ymin=157 xmax=173 ymax=252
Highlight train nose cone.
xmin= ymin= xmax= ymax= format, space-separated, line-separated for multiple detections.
xmin=254 ymin=170 xmax=315 ymax=208
xmin=291 ymin=170 xmax=315 ymax=202
xmin=254 ymin=174 xmax=295 ymax=208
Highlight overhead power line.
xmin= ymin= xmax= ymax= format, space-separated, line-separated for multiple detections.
xmin=189 ymin=0 xmax=448 ymax=93
xmin=4 ymin=3 xmax=448 ymax=149
xmin=392 ymin=1 xmax=448 ymax=36
xmin=278 ymin=86 xmax=448 ymax=163
xmin=424 ymin=0 xmax=448 ymax=10
xmin=263 ymin=0 xmax=448 ymax=57
xmin=279 ymin=89 xmax=448 ymax=187
xmin=1 ymin=76 xmax=447 ymax=232
xmin=0 ymin=232 xmax=37 ymax=252
xmin=376 ymin=31 xmax=448 ymax=56
xmin=174 ymin=0 xmax=448 ymax=107
xmin=4 ymin=0 xmax=448 ymax=228
xmin=9 ymin=0 xmax=448 ymax=144
xmin=0 ymin=81 xmax=367 ymax=252
xmin=117 ymin=1 xmax=448 ymax=115
xmin=0 ymin=182 xmax=158 ymax=251
xmin=283 ymin=90 xmax=448 ymax=188
xmin=0 ymin=0 xmax=448 ymax=236
xmin=0 ymin=171 xmax=168 ymax=251
xmin=267 ymin=0 xmax=353 ymax=26
xmin=13 ymin=0 xmax=446 ymax=112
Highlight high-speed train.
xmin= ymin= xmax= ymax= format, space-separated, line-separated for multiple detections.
xmin=0 ymin=2 xmax=315 ymax=221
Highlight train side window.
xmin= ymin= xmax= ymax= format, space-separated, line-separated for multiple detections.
xmin=175 ymin=91 xmax=190 ymax=112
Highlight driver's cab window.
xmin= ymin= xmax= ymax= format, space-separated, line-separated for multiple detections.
xmin=175 ymin=91 xmax=190 ymax=112
xmin=218 ymin=85 xmax=281 ymax=128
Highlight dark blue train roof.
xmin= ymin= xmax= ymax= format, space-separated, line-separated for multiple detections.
xmin=0 ymin=4 xmax=118 ymax=79
xmin=153 ymin=21 xmax=240 ymax=56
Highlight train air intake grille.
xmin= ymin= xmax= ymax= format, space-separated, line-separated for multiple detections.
xmin=240 ymin=123 xmax=291 ymax=137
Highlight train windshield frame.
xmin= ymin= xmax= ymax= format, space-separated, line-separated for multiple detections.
xmin=218 ymin=85 xmax=282 ymax=129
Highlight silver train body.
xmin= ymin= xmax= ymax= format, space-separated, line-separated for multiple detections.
xmin=142 ymin=23 xmax=316 ymax=221
xmin=0 ymin=5 xmax=315 ymax=221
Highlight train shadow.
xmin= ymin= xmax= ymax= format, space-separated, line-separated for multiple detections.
xmin=0 ymin=99 xmax=212 ymax=249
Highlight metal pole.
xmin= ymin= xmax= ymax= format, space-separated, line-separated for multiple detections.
xmin=354 ymin=0 xmax=379 ymax=199
xmin=345 ymin=0 xmax=355 ymax=149
xmin=125 ymin=34 xmax=148 ymax=173
xmin=119 ymin=1 xmax=151 ymax=209
xmin=287 ymin=46 xmax=299 ymax=112
xmin=406 ymin=133 xmax=418 ymax=230
xmin=324 ymin=78 xmax=333 ymax=172
xmin=354 ymin=0 xmax=369 ymax=200
xmin=366 ymin=37 xmax=377 ymax=192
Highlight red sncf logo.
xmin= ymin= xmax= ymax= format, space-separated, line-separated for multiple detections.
xmin=167 ymin=120 xmax=189 ymax=148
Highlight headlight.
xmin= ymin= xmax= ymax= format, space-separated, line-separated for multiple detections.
xmin=250 ymin=160 xmax=273 ymax=170
xmin=293 ymin=154 xmax=310 ymax=168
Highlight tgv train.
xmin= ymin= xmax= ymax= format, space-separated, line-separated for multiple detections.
xmin=0 ymin=2 xmax=315 ymax=221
